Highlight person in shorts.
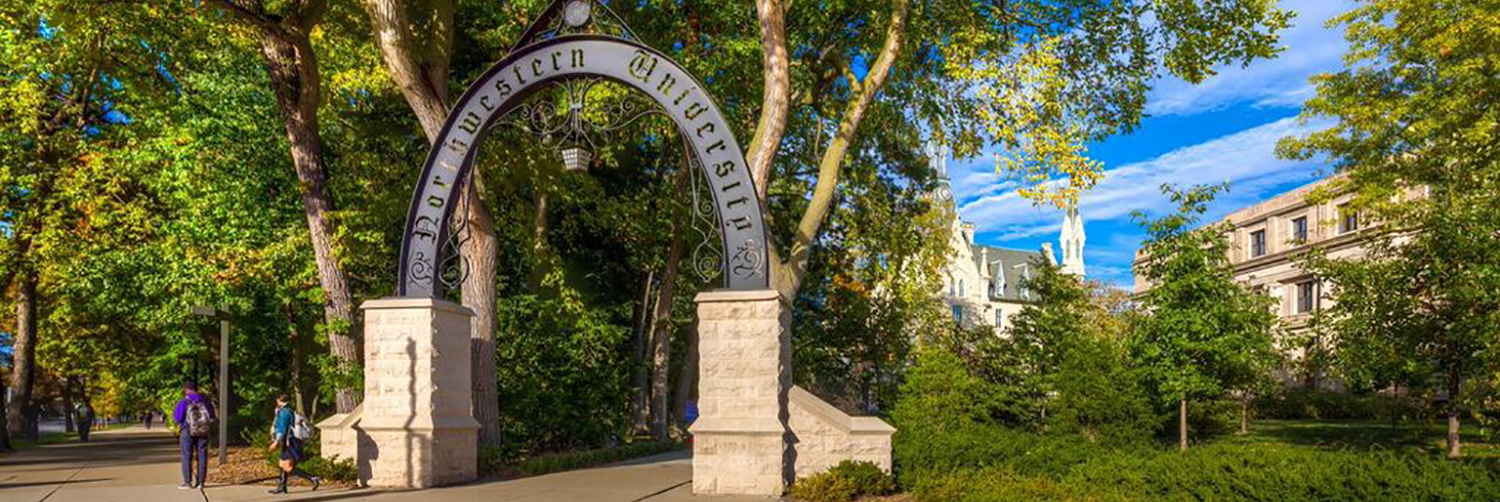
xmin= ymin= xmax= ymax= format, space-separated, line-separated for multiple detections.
xmin=266 ymin=394 xmax=320 ymax=494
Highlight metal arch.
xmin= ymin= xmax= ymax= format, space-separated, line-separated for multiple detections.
xmin=396 ymin=35 xmax=771 ymax=297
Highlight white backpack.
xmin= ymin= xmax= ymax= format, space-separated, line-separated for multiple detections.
xmin=292 ymin=412 xmax=312 ymax=440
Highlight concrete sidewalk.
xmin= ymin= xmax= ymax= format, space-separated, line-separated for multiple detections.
xmin=0 ymin=426 xmax=763 ymax=502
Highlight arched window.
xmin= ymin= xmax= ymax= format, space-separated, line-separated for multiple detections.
xmin=959 ymin=279 xmax=966 ymax=297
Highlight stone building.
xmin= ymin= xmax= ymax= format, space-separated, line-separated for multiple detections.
xmin=928 ymin=144 xmax=1085 ymax=333
xmin=1130 ymin=174 xmax=1421 ymax=386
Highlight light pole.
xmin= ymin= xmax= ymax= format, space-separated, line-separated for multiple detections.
xmin=191 ymin=305 xmax=230 ymax=467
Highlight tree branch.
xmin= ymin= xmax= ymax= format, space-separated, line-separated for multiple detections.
xmin=775 ymin=0 xmax=910 ymax=297
xmin=746 ymin=0 xmax=789 ymax=199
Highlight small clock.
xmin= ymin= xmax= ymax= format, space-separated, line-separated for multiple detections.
xmin=936 ymin=186 xmax=953 ymax=201
xmin=563 ymin=0 xmax=592 ymax=28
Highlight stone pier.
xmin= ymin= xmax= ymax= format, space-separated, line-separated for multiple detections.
xmin=319 ymin=298 xmax=479 ymax=488
xmin=690 ymin=290 xmax=793 ymax=497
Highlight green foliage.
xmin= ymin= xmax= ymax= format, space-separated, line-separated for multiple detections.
xmin=240 ymin=429 xmax=356 ymax=482
xmin=1009 ymin=261 xmax=1156 ymax=445
xmin=894 ymin=423 xmax=1108 ymax=489
xmin=788 ymin=461 xmax=896 ymax=502
xmin=1130 ymin=184 xmax=1279 ymax=446
xmin=480 ymin=440 xmax=683 ymax=478
xmin=1255 ymin=388 xmax=1415 ymax=421
xmin=891 ymin=347 xmax=1032 ymax=435
xmin=906 ymin=437 xmax=1500 ymax=502
xmin=492 ymin=276 xmax=632 ymax=458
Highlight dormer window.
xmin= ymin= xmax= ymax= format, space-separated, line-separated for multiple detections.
xmin=1015 ymin=264 xmax=1031 ymax=300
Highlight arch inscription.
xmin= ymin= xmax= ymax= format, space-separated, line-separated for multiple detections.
xmin=397 ymin=35 xmax=769 ymax=297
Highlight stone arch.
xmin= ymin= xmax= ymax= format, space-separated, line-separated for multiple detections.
xmin=396 ymin=35 xmax=769 ymax=298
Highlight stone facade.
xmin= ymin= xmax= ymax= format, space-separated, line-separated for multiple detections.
xmin=1132 ymin=175 xmax=1425 ymax=386
xmin=690 ymin=289 xmax=793 ymax=497
xmin=316 ymin=298 xmax=480 ymax=488
xmin=927 ymin=143 xmax=1081 ymax=334
xmin=787 ymin=386 xmax=895 ymax=478
xmin=689 ymin=290 xmax=895 ymax=496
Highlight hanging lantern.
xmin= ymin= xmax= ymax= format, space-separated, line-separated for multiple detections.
xmin=560 ymin=142 xmax=592 ymax=172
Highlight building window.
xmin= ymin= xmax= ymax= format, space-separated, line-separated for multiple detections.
xmin=1339 ymin=205 xmax=1360 ymax=234
xmin=1296 ymin=281 xmax=1319 ymax=313
xmin=995 ymin=309 xmax=1003 ymax=326
xmin=948 ymin=277 xmax=955 ymax=296
xmin=959 ymin=279 xmax=966 ymax=297
xmin=1250 ymin=230 xmax=1267 ymax=257
xmin=1292 ymin=217 xmax=1308 ymax=243
xmin=951 ymin=304 xmax=963 ymax=323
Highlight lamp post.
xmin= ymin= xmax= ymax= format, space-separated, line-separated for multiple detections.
xmin=191 ymin=305 xmax=230 ymax=467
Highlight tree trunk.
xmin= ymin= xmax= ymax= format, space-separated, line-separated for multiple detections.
xmin=1239 ymin=394 xmax=1250 ymax=435
xmin=7 ymin=275 xmax=37 ymax=436
xmin=459 ymin=180 xmax=502 ymax=446
xmin=0 ymin=372 xmax=11 ymax=451
xmin=648 ymin=166 xmax=692 ymax=441
xmin=64 ymin=377 xmax=75 ymax=433
xmin=631 ymin=271 xmax=655 ymax=434
xmin=1447 ymin=377 xmax=1462 ymax=459
xmin=1179 ymin=397 xmax=1188 ymax=452
xmin=255 ymin=23 xmax=361 ymax=413
xmin=746 ymin=0 xmax=790 ymax=197
xmin=673 ymin=317 xmax=699 ymax=432
xmin=772 ymin=0 xmax=910 ymax=298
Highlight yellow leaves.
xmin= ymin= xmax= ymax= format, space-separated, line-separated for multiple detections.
xmin=964 ymin=37 xmax=1106 ymax=209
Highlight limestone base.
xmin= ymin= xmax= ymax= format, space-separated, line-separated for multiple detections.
xmin=691 ymin=418 xmax=789 ymax=497
xmin=787 ymin=386 xmax=895 ymax=478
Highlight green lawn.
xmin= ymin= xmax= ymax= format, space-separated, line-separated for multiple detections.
xmin=1230 ymin=419 xmax=1500 ymax=459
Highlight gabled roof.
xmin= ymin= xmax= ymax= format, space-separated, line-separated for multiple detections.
xmin=973 ymin=245 xmax=1049 ymax=302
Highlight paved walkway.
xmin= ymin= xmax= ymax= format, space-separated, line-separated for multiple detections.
xmin=0 ymin=426 xmax=758 ymax=502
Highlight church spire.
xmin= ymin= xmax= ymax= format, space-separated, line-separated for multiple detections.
xmin=1060 ymin=204 xmax=1086 ymax=276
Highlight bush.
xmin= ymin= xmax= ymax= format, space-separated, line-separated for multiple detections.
xmin=1254 ymin=387 xmax=1415 ymax=420
xmin=901 ymin=430 xmax=1500 ymax=502
xmin=239 ymin=428 xmax=358 ymax=482
xmin=788 ymin=461 xmax=896 ymax=502
xmin=894 ymin=422 xmax=1107 ymax=488
xmin=481 ymin=440 xmax=684 ymax=478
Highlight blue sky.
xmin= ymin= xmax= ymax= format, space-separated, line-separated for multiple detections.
xmin=946 ymin=0 xmax=1352 ymax=288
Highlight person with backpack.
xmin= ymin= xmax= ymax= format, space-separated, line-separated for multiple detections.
xmin=266 ymin=394 xmax=320 ymax=494
xmin=172 ymin=381 xmax=215 ymax=490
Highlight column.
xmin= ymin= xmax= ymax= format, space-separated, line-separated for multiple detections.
xmin=690 ymin=289 xmax=791 ymax=497
xmin=357 ymin=298 xmax=479 ymax=488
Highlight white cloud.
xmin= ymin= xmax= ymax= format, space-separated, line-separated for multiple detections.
xmin=953 ymin=116 xmax=1335 ymax=241
xmin=1146 ymin=0 xmax=1354 ymax=116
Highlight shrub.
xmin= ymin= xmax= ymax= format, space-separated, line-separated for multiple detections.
xmin=913 ymin=466 xmax=1137 ymax=502
xmin=482 ymin=441 xmax=684 ymax=477
xmin=893 ymin=422 xmax=1106 ymax=488
xmin=1254 ymin=387 xmax=1415 ymax=420
xmin=242 ymin=428 xmax=357 ymax=481
xmin=788 ymin=461 xmax=896 ymax=502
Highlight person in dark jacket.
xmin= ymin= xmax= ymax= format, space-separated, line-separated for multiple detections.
xmin=172 ymin=381 xmax=215 ymax=489
xmin=266 ymin=394 xmax=320 ymax=494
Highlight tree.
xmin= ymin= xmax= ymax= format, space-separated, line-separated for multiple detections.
xmin=750 ymin=0 xmax=1291 ymax=301
xmin=202 ymin=0 xmax=362 ymax=413
xmin=1278 ymin=0 xmax=1500 ymax=459
xmin=1008 ymin=260 xmax=1155 ymax=444
xmin=1132 ymin=184 xmax=1278 ymax=451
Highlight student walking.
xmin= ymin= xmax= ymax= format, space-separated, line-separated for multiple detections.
xmin=267 ymin=394 xmax=320 ymax=494
xmin=173 ymin=381 xmax=215 ymax=489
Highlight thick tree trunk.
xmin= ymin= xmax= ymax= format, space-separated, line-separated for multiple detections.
xmin=7 ymin=275 xmax=37 ymax=436
xmin=459 ymin=181 xmax=502 ymax=446
xmin=1179 ymin=397 xmax=1188 ymax=452
xmin=746 ymin=0 xmax=789 ymax=197
xmin=255 ymin=23 xmax=361 ymax=413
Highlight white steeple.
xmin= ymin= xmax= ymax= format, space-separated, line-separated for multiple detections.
xmin=1060 ymin=204 xmax=1086 ymax=276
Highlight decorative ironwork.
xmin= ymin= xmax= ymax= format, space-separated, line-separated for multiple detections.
xmin=398 ymin=35 xmax=771 ymax=297
xmin=490 ymin=78 xmax=666 ymax=170
xmin=510 ymin=0 xmax=639 ymax=51
xmin=686 ymin=149 xmax=724 ymax=284
xmin=437 ymin=165 xmax=475 ymax=293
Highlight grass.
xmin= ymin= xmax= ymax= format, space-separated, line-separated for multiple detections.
xmin=2 ymin=422 xmax=140 ymax=453
xmin=1229 ymin=419 xmax=1500 ymax=459
xmin=483 ymin=440 xmax=687 ymax=479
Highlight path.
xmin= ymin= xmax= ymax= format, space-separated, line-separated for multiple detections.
xmin=0 ymin=426 xmax=757 ymax=502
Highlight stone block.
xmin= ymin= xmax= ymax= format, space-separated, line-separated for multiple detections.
xmin=787 ymin=385 xmax=895 ymax=478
